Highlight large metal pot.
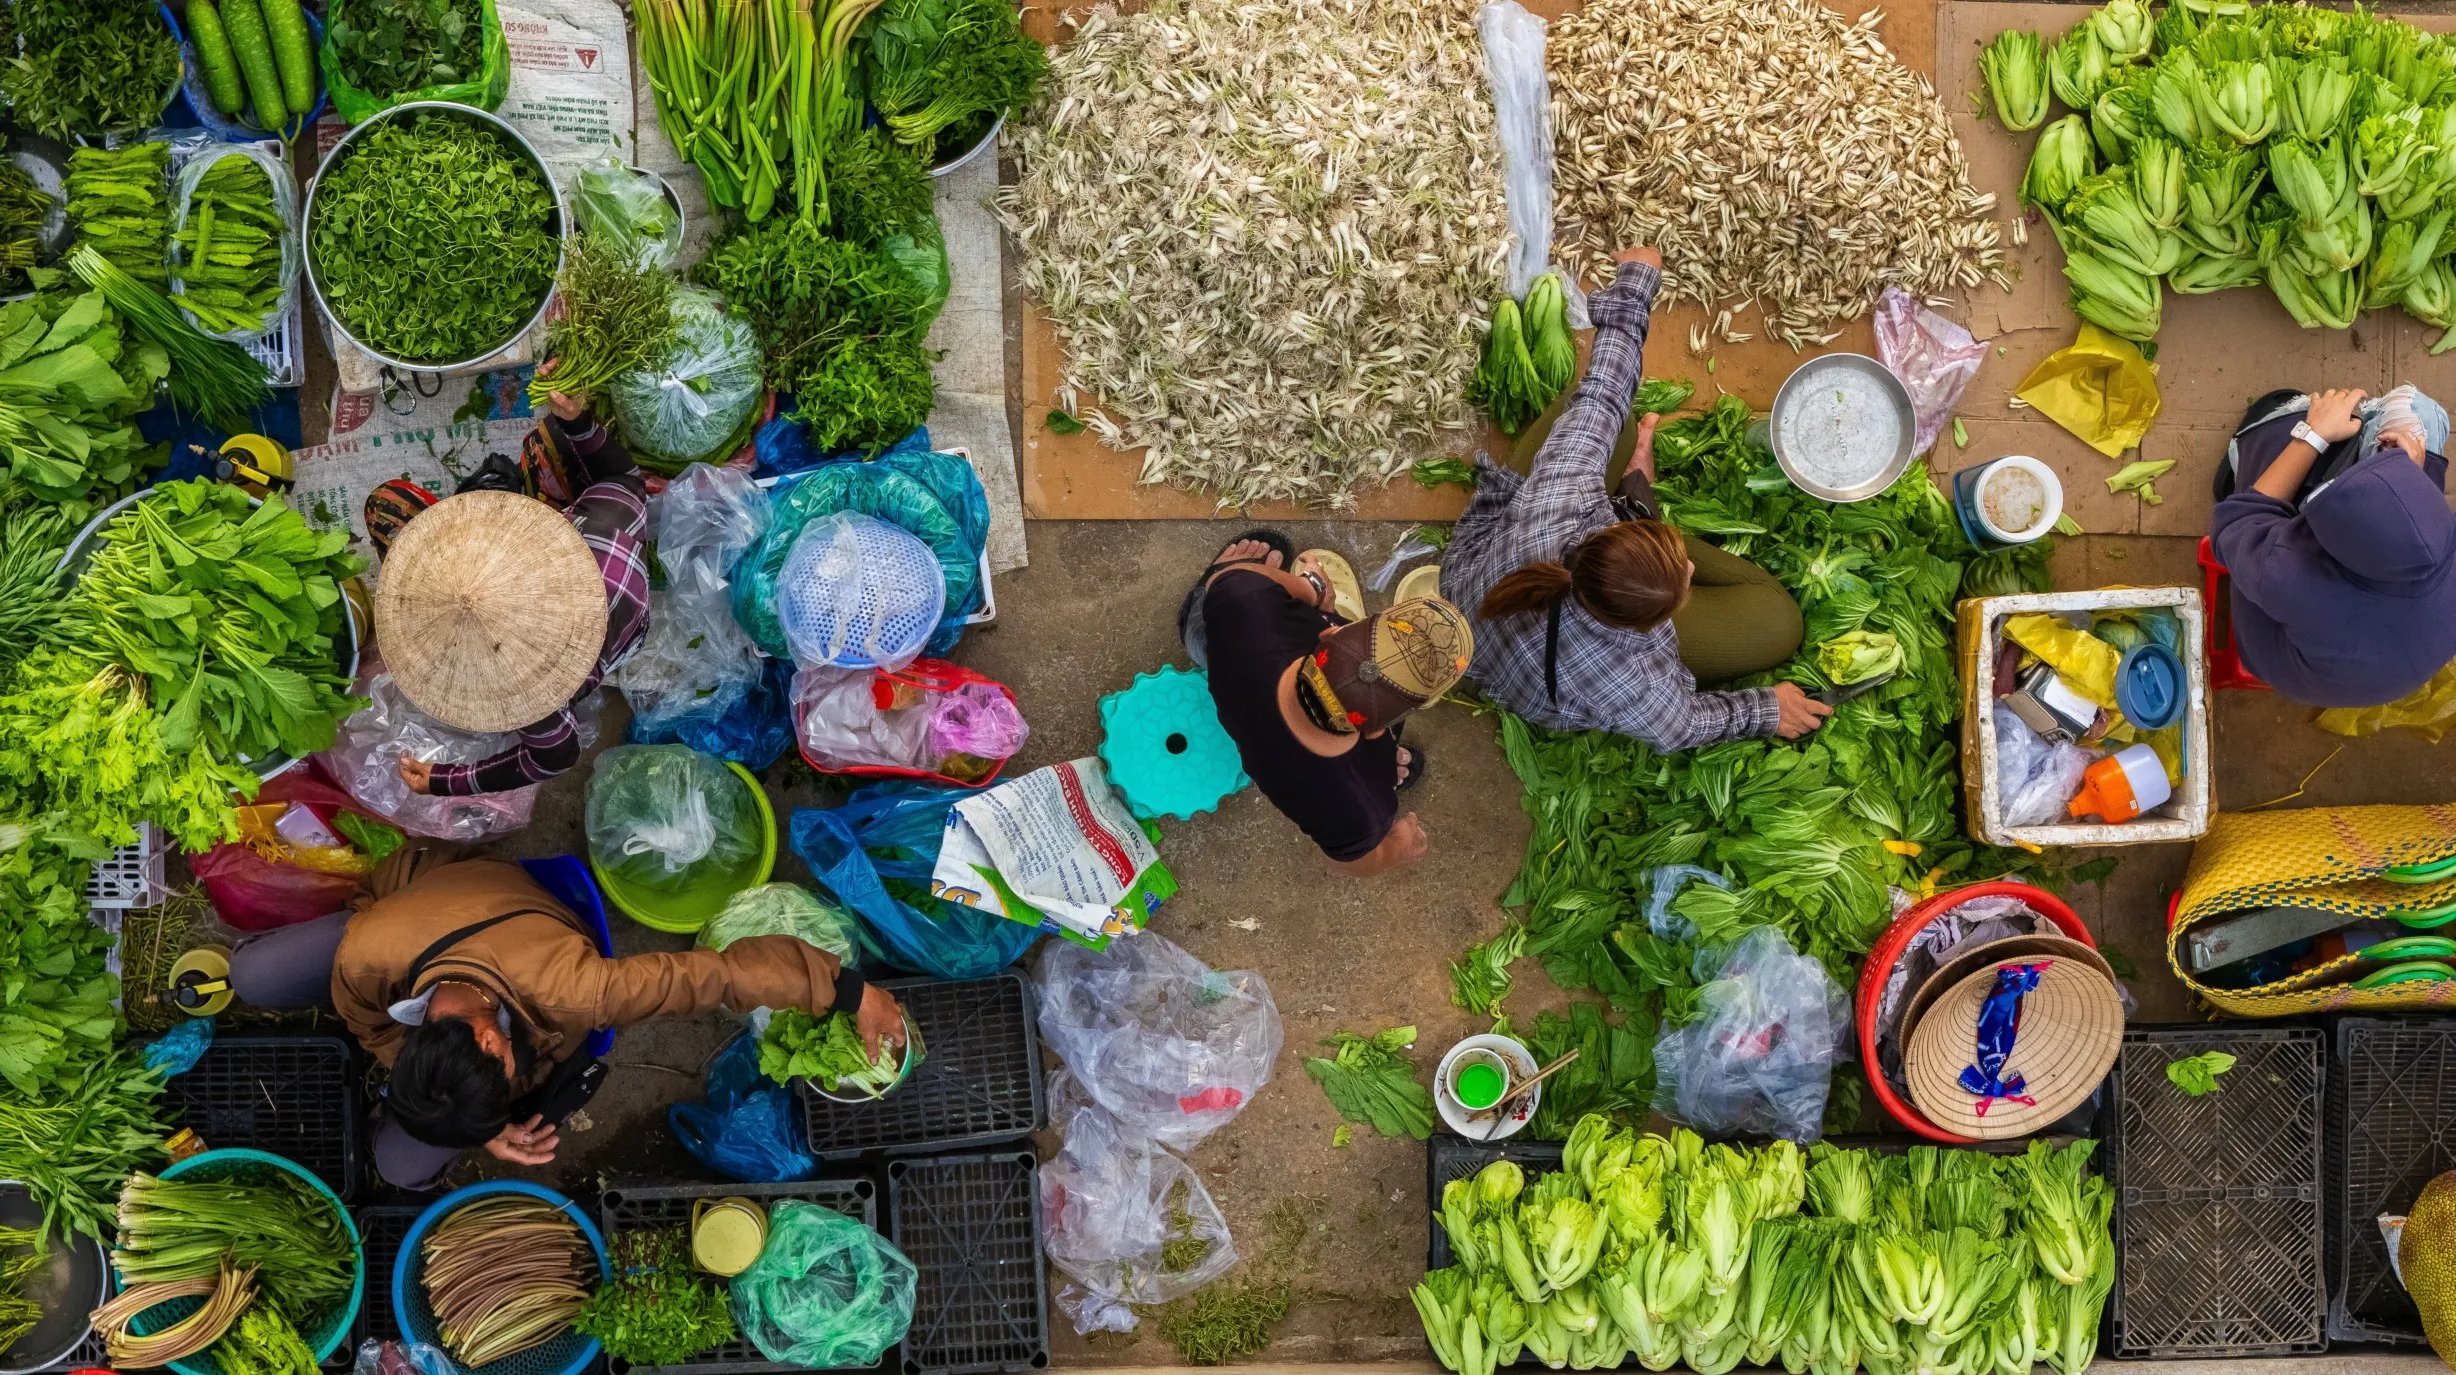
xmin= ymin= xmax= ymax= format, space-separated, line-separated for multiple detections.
xmin=0 ymin=1181 xmax=107 ymax=1375
xmin=302 ymin=100 xmax=566 ymax=374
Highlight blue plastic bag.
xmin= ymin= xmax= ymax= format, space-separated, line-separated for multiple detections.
xmin=628 ymin=657 xmax=796 ymax=770
xmin=789 ymin=782 xmax=1041 ymax=980
xmin=669 ymin=1029 xmax=818 ymax=1182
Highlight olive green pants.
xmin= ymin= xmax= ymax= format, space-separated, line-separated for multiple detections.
xmin=1510 ymin=393 xmax=1804 ymax=684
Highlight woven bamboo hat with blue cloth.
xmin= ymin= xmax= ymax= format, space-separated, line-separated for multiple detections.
xmin=1903 ymin=955 xmax=2123 ymax=1140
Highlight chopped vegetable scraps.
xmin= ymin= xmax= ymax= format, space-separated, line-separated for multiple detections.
xmin=2107 ymin=457 xmax=2177 ymax=504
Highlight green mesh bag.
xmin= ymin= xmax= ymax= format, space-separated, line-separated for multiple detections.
xmin=729 ymin=1201 xmax=917 ymax=1368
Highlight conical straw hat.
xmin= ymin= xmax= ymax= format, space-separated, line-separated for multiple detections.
xmin=374 ymin=491 xmax=607 ymax=733
xmin=1905 ymin=955 xmax=2123 ymax=1141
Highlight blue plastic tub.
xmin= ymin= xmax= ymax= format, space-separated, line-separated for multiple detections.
xmin=394 ymin=1181 xmax=608 ymax=1375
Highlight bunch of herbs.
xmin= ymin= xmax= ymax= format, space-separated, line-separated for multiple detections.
xmin=0 ymin=164 xmax=51 ymax=297
xmin=114 ymin=1169 xmax=355 ymax=1323
xmin=0 ymin=502 xmax=72 ymax=679
xmin=528 ymin=232 xmax=679 ymax=407
xmin=0 ymin=0 xmax=181 ymax=141
xmin=0 ymin=1041 xmax=167 ymax=1242
xmin=309 ymin=113 xmax=558 ymax=365
xmin=327 ymin=0 xmax=487 ymax=101
xmin=64 ymin=248 xmax=268 ymax=431
xmin=575 ymin=1227 xmax=737 ymax=1366
xmin=859 ymin=0 xmax=1049 ymax=160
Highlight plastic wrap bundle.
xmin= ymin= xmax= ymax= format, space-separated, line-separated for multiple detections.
xmin=320 ymin=674 xmax=545 ymax=841
xmin=585 ymin=744 xmax=762 ymax=893
xmin=169 ymin=143 xmax=301 ymax=342
xmin=612 ymin=464 xmax=769 ymax=736
xmin=610 ymin=288 xmax=766 ymax=469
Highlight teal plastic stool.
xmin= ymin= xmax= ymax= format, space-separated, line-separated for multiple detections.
xmin=1099 ymin=666 xmax=1249 ymax=820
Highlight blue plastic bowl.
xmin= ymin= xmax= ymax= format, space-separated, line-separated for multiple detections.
xmin=168 ymin=7 xmax=329 ymax=141
xmin=119 ymin=1148 xmax=365 ymax=1375
xmin=395 ymin=1182 xmax=609 ymax=1375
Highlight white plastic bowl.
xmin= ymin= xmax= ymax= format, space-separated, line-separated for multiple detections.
xmin=1433 ymin=1033 xmax=1541 ymax=1141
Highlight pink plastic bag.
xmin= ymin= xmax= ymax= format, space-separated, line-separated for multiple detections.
xmin=189 ymin=767 xmax=374 ymax=932
xmin=930 ymin=682 xmax=1030 ymax=761
xmin=1875 ymin=286 xmax=1987 ymax=458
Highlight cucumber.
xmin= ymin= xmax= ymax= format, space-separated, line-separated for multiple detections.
xmin=185 ymin=1 xmax=250 ymax=118
xmin=218 ymin=0 xmax=290 ymax=132
xmin=257 ymin=0 xmax=315 ymax=116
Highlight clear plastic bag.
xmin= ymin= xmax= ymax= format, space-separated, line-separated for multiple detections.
xmin=1875 ymin=286 xmax=1988 ymax=459
xmin=794 ymin=667 xmax=938 ymax=772
xmin=700 ymin=882 xmax=860 ymax=963
xmin=584 ymin=744 xmax=761 ymax=893
xmin=614 ymin=585 xmax=766 ymax=738
xmin=1043 ymin=1069 xmax=1237 ymax=1335
xmin=1478 ymin=1 xmax=1586 ymax=325
xmin=611 ymin=288 xmax=766 ymax=468
xmin=930 ymin=683 xmax=1028 ymax=762
xmin=1033 ymin=933 xmax=1283 ymax=1153
xmin=320 ymin=672 xmax=542 ymax=841
xmin=573 ymin=160 xmax=684 ymax=270
xmin=1649 ymin=926 xmax=1851 ymax=1142
xmin=655 ymin=463 xmax=771 ymax=590
xmin=1994 ymin=703 xmax=2098 ymax=826
xmin=168 ymin=143 xmax=301 ymax=343
xmin=729 ymin=1200 xmax=917 ymax=1368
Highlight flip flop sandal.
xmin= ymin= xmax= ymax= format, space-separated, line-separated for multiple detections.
xmin=1299 ymin=548 xmax=1367 ymax=622
xmin=1179 ymin=528 xmax=1297 ymax=638
xmin=1397 ymin=741 xmax=1428 ymax=792
xmin=1393 ymin=563 xmax=1442 ymax=605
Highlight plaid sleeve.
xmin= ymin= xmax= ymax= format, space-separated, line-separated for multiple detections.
xmin=1518 ymin=260 xmax=1660 ymax=513
xmin=430 ymin=707 xmax=585 ymax=795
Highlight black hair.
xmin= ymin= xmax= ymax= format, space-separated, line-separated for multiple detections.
xmin=388 ymin=1018 xmax=514 ymax=1149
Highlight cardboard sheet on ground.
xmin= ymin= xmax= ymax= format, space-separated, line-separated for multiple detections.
xmin=930 ymin=758 xmax=1172 ymax=943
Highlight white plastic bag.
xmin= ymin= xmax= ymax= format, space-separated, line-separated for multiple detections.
xmin=1650 ymin=927 xmax=1851 ymax=1142
xmin=1033 ymin=932 xmax=1283 ymax=1153
xmin=614 ymin=464 xmax=770 ymax=734
xmin=1478 ymin=1 xmax=1586 ymax=324
xmin=1043 ymin=1069 xmax=1238 ymax=1335
xmin=1875 ymin=286 xmax=1987 ymax=458
xmin=168 ymin=143 xmax=301 ymax=343
xmin=793 ymin=667 xmax=937 ymax=771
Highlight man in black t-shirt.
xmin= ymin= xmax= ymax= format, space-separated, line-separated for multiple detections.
xmin=1187 ymin=533 xmax=1474 ymax=875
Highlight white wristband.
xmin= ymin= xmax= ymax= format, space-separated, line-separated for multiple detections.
xmin=2290 ymin=420 xmax=2328 ymax=454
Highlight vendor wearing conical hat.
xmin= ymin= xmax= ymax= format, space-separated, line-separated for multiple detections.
xmin=366 ymin=373 xmax=648 ymax=793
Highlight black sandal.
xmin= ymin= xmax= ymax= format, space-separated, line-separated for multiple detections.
xmin=1178 ymin=528 xmax=1297 ymax=638
xmin=1397 ymin=741 xmax=1427 ymax=792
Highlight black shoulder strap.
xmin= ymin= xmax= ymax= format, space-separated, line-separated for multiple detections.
xmin=403 ymin=908 xmax=560 ymax=989
xmin=1545 ymin=598 xmax=1566 ymax=706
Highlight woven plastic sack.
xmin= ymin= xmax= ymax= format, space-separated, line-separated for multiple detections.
xmin=320 ymin=0 xmax=512 ymax=124
xmin=1650 ymin=926 xmax=1851 ymax=1142
xmin=611 ymin=289 xmax=765 ymax=469
xmin=1043 ymin=1069 xmax=1236 ymax=1335
xmin=572 ymin=160 xmax=683 ymax=270
xmin=585 ymin=744 xmax=760 ymax=893
xmin=730 ymin=1200 xmax=916 ymax=1368
xmin=733 ymin=450 xmax=986 ymax=658
xmin=788 ymin=783 xmax=1042 ymax=979
xmin=776 ymin=512 xmax=946 ymax=671
xmin=700 ymin=882 xmax=859 ymax=963
xmin=168 ymin=144 xmax=300 ymax=343
xmin=1034 ymin=933 xmax=1283 ymax=1153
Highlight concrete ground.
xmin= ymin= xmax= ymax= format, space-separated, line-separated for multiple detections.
xmin=419 ymin=509 xmax=2456 ymax=1370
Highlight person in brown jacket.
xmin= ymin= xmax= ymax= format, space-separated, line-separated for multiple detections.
xmin=228 ymin=844 xmax=904 ymax=1190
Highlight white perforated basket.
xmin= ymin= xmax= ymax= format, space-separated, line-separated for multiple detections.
xmin=84 ymin=823 xmax=168 ymax=910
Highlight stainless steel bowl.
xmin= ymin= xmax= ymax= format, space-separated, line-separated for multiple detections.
xmin=0 ymin=1182 xmax=107 ymax=1375
xmin=928 ymin=111 xmax=1006 ymax=179
xmin=1767 ymin=352 xmax=1918 ymax=503
xmin=302 ymin=100 xmax=567 ymax=374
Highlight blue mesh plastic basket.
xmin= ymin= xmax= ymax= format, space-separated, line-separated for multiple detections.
xmin=121 ymin=1148 xmax=365 ymax=1375
xmin=774 ymin=511 xmax=946 ymax=669
xmin=394 ymin=1182 xmax=608 ymax=1375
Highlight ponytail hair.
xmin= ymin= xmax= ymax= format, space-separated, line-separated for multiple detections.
xmin=1476 ymin=518 xmax=1688 ymax=632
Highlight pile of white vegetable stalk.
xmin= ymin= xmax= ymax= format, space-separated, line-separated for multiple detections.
xmin=1001 ymin=0 xmax=1508 ymax=509
xmin=1550 ymin=0 xmax=2010 ymax=348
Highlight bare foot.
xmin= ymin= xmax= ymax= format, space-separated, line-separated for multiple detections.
xmin=1396 ymin=746 xmax=1414 ymax=785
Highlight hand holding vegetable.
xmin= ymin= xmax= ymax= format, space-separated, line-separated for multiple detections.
xmin=1771 ymin=683 xmax=1834 ymax=739
xmin=535 ymin=359 xmax=588 ymax=422
xmin=855 ymin=985 xmax=906 ymax=1060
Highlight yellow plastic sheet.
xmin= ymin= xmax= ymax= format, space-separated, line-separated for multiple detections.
xmin=2013 ymin=323 xmax=2163 ymax=459
xmin=2317 ymin=657 xmax=2456 ymax=742
xmin=2004 ymin=613 xmax=2123 ymax=708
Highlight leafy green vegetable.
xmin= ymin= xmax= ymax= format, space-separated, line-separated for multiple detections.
xmin=115 ymin=1169 xmax=355 ymax=1324
xmin=1632 ymin=378 xmax=1696 ymax=418
xmin=1412 ymin=523 xmax=1454 ymax=551
xmin=309 ymin=112 xmax=559 ymax=365
xmin=528 ymin=232 xmax=679 ymax=408
xmin=859 ymin=0 xmax=1050 ymax=161
xmin=1044 ymin=409 xmax=1087 ymax=436
xmin=2106 ymin=457 xmax=2176 ymax=503
xmin=1816 ymin=630 xmax=1903 ymax=686
xmin=757 ymin=1007 xmax=905 ymax=1095
xmin=1498 ymin=1002 xmax=1655 ymax=1141
xmin=1303 ymin=1025 xmax=1434 ymax=1141
xmin=0 ymin=505 xmax=72 ymax=680
xmin=2165 ymin=1050 xmax=2237 ymax=1096
xmin=0 ymin=849 xmax=119 ymax=1096
xmin=0 ymin=1041 xmax=164 ymax=1242
xmin=0 ymin=163 xmax=50 ymax=298
xmin=1525 ymin=273 xmax=1575 ymax=396
xmin=575 ymin=1227 xmax=738 ymax=1366
xmin=1451 ymin=921 xmax=1526 ymax=1017
xmin=212 ymin=1299 xmax=317 ymax=1375
xmin=326 ymin=0 xmax=486 ymax=101
xmin=1980 ymin=30 xmax=2051 ymax=130
xmin=0 ymin=0 xmax=181 ymax=142
xmin=332 ymin=811 xmax=405 ymax=863
xmin=1468 ymin=298 xmax=1551 ymax=435
xmin=1413 ymin=458 xmax=1477 ymax=490
xmin=0 ymin=286 xmax=171 ymax=505
xmin=64 ymin=247 xmax=270 ymax=431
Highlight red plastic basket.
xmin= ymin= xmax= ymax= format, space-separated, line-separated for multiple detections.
xmin=2198 ymin=536 xmax=2270 ymax=692
xmin=794 ymin=658 xmax=1021 ymax=789
xmin=1854 ymin=879 xmax=2094 ymax=1142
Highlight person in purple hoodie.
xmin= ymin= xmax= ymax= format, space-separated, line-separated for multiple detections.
xmin=2211 ymin=384 xmax=2456 ymax=708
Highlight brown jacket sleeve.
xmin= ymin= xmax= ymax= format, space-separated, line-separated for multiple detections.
xmin=563 ymin=934 xmax=846 ymax=1030
xmin=332 ymin=956 xmax=409 ymax=1070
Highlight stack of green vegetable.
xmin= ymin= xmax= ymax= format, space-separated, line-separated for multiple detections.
xmin=0 ymin=847 xmax=121 ymax=1098
xmin=1304 ymin=1025 xmax=1437 ymax=1141
xmin=1986 ymin=0 xmax=2456 ymax=344
xmin=1469 ymin=273 xmax=1575 ymax=436
xmin=0 ymin=285 xmax=171 ymax=506
xmin=1417 ymin=1121 xmax=2114 ymax=1375
xmin=0 ymin=1043 xmax=165 ymax=1244
xmin=0 ymin=165 xmax=52 ymax=297
xmin=107 ymin=1168 xmax=355 ymax=1360
xmin=758 ymin=1007 xmax=911 ymax=1096
xmin=857 ymin=0 xmax=1050 ymax=164
xmin=185 ymin=0 xmax=317 ymax=132
xmin=68 ymin=143 xmax=172 ymax=289
xmin=212 ymin=1302 xmax=320 ymax=1375
xmin=637 ymin=0 xmax=884 ymax=225
xmin=308 ymin=112 xmax=559 ymax=366
xmin=171 ymin=152 xmax=293 ymax=338
xmin=67 ymin=246 xmax=271 ymax=429
xmin=1477 ymin=396 xmax=2049 ymax=1121
xmin=575 ymin=1227 xmax=737 ymax=1366
xmin=0 ymin=0 xmax=181 ymax=142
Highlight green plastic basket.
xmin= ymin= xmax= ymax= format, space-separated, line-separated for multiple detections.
xmin=120 ymin=1148 xmax=365 ymax=1375
xmin=589 ymin=760 xmax=777 ymax=934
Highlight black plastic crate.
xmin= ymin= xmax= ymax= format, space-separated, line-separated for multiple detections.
xmin=2330 ymin=1017 xmax=2456 ymax=1345
xmin=1426 ymin=1134 xmax=1564 ymax=1271
xmin=2106 ymin=1025 xmax=2326 ymax=1359
xmin=355 ymin=1204 xmax=424 ymax=1346
xmin=595 ymin=1179 xmax=882 ymax=1375
xmin=798 ymin=975 xmax=1042 ymax=1160
xmin=886 ymin=1151 xmax=1047 ymax=1375
xmin=161 ymin=1034 xmax=361 ymax=1199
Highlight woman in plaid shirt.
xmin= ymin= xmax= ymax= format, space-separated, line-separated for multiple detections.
xmin=1443 ymin=248 xmax=1831 ymax=750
